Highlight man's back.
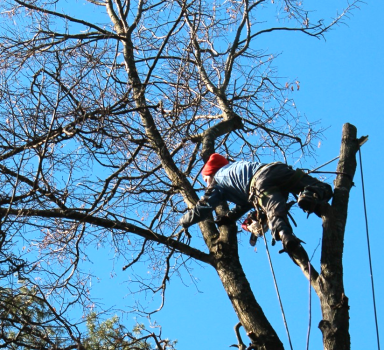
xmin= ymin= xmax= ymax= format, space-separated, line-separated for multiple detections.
xmin=214 ymin=161 xmax=263 ymax=206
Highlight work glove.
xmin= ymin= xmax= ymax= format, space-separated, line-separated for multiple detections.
xmin=179 ymin=215 xmax=192 ymax=244
xmin=179 ymin=211 xmax=192 ymax=229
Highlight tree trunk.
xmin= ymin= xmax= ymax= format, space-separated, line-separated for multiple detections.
xmin=318 ymin=123 xmax=360 ymax=350
xmin=202 ymin=204 xmax=284 ymax=350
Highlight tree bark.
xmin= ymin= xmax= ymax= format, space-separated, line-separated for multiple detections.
xmin=201 ymin=203 xmax=284 ymax=350
xmin=318 ymin=123 xmax=360 ymax=350
xmin=281 ymin=123 xmax=362 ymax=350
xmin=213 ymin=231 xmax=284 ymax=350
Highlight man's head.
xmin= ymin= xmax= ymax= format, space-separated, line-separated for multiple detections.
xmin=201 ymin=153 xmax=229 ymax=186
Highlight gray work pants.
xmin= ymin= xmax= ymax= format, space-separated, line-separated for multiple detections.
xmin=252 ymin=163 xmax=332 ymax=240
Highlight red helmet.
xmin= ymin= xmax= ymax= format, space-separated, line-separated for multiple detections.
xmin=201 ymin=153 xmax=229 ymax=176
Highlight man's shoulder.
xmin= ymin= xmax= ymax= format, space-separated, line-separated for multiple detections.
xmin=228 ymin=160 xmax=260 ymax=167
xmin=217 ymin=160 xmax=263 ymax=171
xmin=216 ymin=161 xmax=263 ymax=178
xmin=233 ymin=160 xmax=263 ymax=170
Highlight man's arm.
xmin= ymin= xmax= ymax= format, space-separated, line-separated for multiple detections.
xmin=179 ymin=203 xmax=214 ymax=229
xmin=227 ymin=203 xmax=253 ymax=221
xmin=179 ymin=186 xmax=223 ymax=229
xmin=179 ymin=187 xmax=253 ymax=228
xmin=214 ymin=203 xmax=253 ymax=226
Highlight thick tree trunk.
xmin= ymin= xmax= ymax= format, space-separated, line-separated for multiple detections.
xmin=214 ymin=249 xmax=283 ymax=350
xmin=275 ymin=123 xmax=363 ymax=349
xmin=318 ymin=123 xmax=360 ymax=350
xmin=201 ymin=204 xmax=284 ymax=350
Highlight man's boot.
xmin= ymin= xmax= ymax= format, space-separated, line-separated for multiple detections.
xmin=298 ymin=184 xmax=333 ymax=216
xmin=279 ymin=231 xmax=300 ymax=253
xmin=297 ymin=189 xmax=318 ymax=213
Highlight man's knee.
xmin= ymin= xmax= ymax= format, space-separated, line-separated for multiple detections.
xmin=298 ymin=182 xmax=333 ymax=215
xmin=305 ymin=182 xmax=333 ymax=202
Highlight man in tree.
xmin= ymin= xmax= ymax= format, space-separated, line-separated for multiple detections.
xmin=180 ymin=154 xmax=333 ymax=252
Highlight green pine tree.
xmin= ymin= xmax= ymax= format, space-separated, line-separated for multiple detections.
xmin=0 ymin=287 xmax=176 ymax=350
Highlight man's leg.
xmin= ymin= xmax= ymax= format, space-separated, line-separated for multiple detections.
xmin=250 ymin=163 xmax=333 ymax=254
xmin=252 ymin=163 xmax=316 ymax=251
xmin=259 ymin=191 xmax=300 ymax=252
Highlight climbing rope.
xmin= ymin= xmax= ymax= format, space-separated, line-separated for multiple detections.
xmin=306 ymin=262 xmax=312 ymax=350
xmin=262 ymin=235 xmax=294 ymax=350
xmin=359 ymin=147 xmax=381 ymax=350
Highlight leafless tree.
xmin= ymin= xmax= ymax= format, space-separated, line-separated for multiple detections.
xmin=0 ymin=1 xmax=362 ymax=349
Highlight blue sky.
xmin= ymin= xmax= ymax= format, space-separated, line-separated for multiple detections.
xmin=146 ymin=2 xmax=383 ymax=349
xmin=62 ymin=1 xmax=383 ymax=349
